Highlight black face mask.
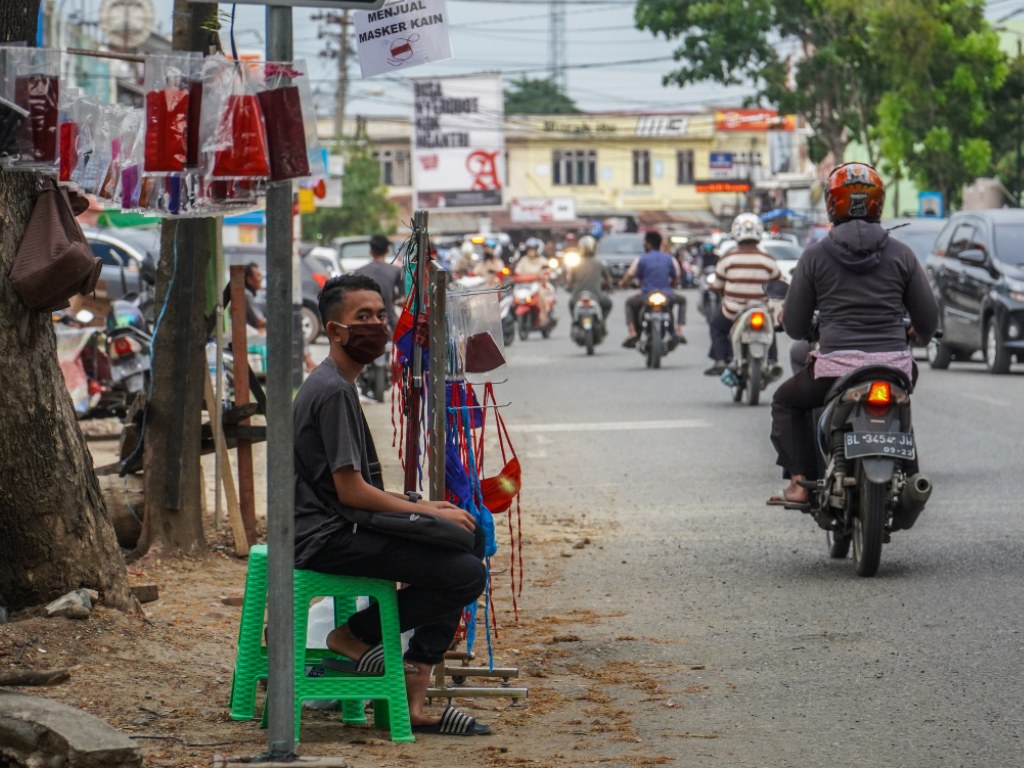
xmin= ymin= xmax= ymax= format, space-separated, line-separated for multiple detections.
xmin=333 ymin=322 xmax=390 ymax=363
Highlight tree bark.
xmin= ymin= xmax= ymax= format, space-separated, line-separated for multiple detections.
xmin=0 ymin=1 xmax=133 ymax=612
xmin=136 ymin=3 xmax=219 ymax=557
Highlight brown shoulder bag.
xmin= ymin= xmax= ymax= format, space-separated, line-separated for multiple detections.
xmin=8 ymin=177 xmax=101 ymax=344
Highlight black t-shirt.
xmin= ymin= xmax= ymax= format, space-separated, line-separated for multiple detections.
xmin=293 ymin=360 xmax=374 ymax=565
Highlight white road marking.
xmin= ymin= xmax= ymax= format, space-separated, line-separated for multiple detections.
xmin=509 ymin=419 xmax=711 ymax=433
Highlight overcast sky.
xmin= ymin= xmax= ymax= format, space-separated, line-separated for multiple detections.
xmin=131 ymin=0 xmax=1024 ymax=117
xmin=135 ymin=0 xmax=755 ymax=117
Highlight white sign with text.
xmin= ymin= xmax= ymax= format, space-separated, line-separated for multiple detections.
xmin=412 ymin=75 xmax=505 ymax=210
xmin=354 ymin=0 xmax=452 ymax=78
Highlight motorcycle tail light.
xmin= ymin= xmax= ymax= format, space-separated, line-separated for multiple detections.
xmin=113 ymin=337 xmax=134 ymax=358
xmin=312 ymin=272 xmax=328 ymax=289
xmin=578 ymin=297 xmax=594 ymax=307
xmin=749 ymin=311 xmax=767 ymax=330
xmin=867 ymin=381 xmax=891 ymax=406
xmin=648 ymin=292 xmax=667 ymax=306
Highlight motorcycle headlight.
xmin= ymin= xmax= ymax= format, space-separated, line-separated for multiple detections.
xmin=548 ymin=258 xmax=559 ymax=269
xmin=563 ymin=251 xmax=581 ymax=269
xmin=706 ymin=273 xmax=717 ymax=285
xmin=648 ymin=292 xmax=668 ymax=306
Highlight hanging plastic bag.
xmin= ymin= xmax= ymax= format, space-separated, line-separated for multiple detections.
xmin=462 ymin=291 xmax=507 ymax=379
xmin=257 ymin=62 xmax=314 ymax=182
xmin=68 ymin=95 xmax=102 ymax=192
xmin=118 ymin=108 xmax=145 ymax=210
xmin=2 ymin=47 xmax=61 ymax=171
xmin=200 ymin=56 xmax=270 ymax=180
xmin=143 ymin=55 xmax=193 ymax=174
xmin=0 ymin=96 xmax=29 ymax=159
xmin=57 ymin=87 xmax=81 ymax=183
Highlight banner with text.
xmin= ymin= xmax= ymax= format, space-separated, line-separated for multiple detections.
xmin=412 ymin=75 xmax=504 ymax=210
xmin=355 ymin=0 xmax=452 ymax=78
xmin=509 ymin=197 xmax=576 ymax=223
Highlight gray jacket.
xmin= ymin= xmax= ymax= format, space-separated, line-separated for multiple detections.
xmin=783 ymin=220 xmax=938 ymax=354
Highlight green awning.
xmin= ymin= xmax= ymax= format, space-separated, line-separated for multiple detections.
xmin=95 ymin=211 xmax=162 ymax=228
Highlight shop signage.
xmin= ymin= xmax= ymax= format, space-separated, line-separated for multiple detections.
xmin=695 ymin=180 xmax=751 ymax=194
xmin=709 ymin=151 xmax=734 ymax=180
xmin=714 ymin=109 xmax=797 ymax=132
xmin=354 ymin=0 xmax=452 ymax=77
xmin=509 ymin=197 xmax=576 ymax=223
xmin=412 ymin=75 xmax=505 ymax=209
xmin=634 ymin=115 xmax=689 ymax=137
xmin=216 ymin=0 xmax=386 ymax=10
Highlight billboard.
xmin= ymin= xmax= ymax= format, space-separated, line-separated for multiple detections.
xmin=509 ymin=197 xmax=576 ymax=223
xmin=412 ymin=75 xmax=504 ymax=210
xmin=714 ymin=109 xmax=798 ymax=132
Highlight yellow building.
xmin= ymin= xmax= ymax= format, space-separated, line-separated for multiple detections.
xmin=347 ymin=108 xmax=806 ymax=233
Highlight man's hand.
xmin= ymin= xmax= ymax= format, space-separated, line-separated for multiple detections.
xmin=422 ymin=501 xmax=476 ymax=531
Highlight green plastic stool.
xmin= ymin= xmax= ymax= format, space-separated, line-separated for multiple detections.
xmin=227 ymin=545 xmax=364 ymax=726
xmin=290 ymin=569 xmax=413 ymax=743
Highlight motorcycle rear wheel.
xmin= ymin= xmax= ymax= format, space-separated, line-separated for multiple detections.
xmin=584 ymin=327 xmax=595 ymax=356
xmin=746 ymin=358 xmax=762 ymax=406
xmin=852 ymin=467 xmax=886 ymax=577
xmin=647 ymin=330 xmax=663 ymax=369
xmin=518 ymin=315 xmax=529 ymax=342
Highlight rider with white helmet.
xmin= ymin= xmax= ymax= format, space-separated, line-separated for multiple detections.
xmin=568 ymin=234 xmax=613 ymax=319
xmin=704 ymin=213 xmax=781 ymax=376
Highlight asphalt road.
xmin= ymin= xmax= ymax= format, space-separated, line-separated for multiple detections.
xmin=492 ymin=290 xmax=1024 ymax=767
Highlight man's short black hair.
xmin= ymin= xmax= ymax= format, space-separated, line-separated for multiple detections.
xmin=318 ymin=274 xmax=383 ymax=324
xmin=244 ymin=262 xmax=261 ymax=281
xmin=369 ymin=234 xmax=390 ymax=256
xmin=644 ymin=231 xmax=662 ymax=250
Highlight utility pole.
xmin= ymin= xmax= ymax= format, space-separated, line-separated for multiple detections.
xmin=549 ymin=0 xmax=566 ymax=91
xmin=315 ymin=9 xmax=352 ymax=141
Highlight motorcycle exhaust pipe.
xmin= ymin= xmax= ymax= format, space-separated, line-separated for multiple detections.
xmin=891 ymin=473 xmax=932 ymax=531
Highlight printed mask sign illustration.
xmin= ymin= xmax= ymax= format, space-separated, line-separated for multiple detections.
xmin=411 ymin=74 xmax=504 ymax=210
xmin=354 ymin=0 xmax=453 ymax=78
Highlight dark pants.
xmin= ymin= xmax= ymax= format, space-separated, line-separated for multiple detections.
xmin=298 ymin=527 xmax=487 ymax=665
xmin=708 ymin=307 xmax=779 ymax=364
xmin=626 ymin=291 xmax=686 ymax=332
xmin=770 ymin=364 xmax=835 ymax=480
xmin=570 ymin=293 xmax=613 ymax=319
xmin=771 ymin=362 xmax=921 ymax=481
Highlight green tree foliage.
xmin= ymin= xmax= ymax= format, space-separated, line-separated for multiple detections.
xmin=634 ymin=0 xmax=884 ymax=163
xmin=302 ymin=143 xmax=397 ymax=243
xmin=987 ymin=54 xmax=1024 ymax=199
xmin=874 ymin=0 xmax=1006 ymax=206
xmin=504 ymin=76 xmax=581 ymax=115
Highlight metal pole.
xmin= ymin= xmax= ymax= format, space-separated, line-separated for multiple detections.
xmin=404 ymin=210 xmax=429 ymax=493
xmin=427 ymin=260 xmax=448 ymax=501
xmin=1017 ymin=38 xmax=1022 ymax=206
xmin=265 ymin=4 xmax=296 ymax=757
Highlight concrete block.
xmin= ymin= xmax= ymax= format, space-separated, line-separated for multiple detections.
xmin=0 ymin=690 xmax=141 ymax=768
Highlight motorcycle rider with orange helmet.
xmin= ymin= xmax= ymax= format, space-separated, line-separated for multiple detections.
xmin=767 ymin=162 xmax=938 ymax=507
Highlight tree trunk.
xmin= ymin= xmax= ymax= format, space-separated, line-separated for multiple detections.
xmin=135 ymin=4 xmax=220 ymax=557
xmin=0 ymin=2 xmax=133 ymax=613
xmin=136 ymin=221 xmax=213 ymax=556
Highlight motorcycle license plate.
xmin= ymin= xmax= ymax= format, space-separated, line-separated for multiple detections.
xmin=112 ymin=355 xmax=150 ymax=382
xmin=582 ymin=317 xmax=593 ymax=329
xmin=844 ymin=431 xmax=916 ymax=460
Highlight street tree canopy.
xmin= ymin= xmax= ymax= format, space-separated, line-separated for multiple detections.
xmin=873 ymin=0 xmax=1007 ymax=206
xmin=504 ymin=77 xmax=581 ymax=115
xmin=634 ymin=0 xmax=883 ymax=163
xmin=302 ymin=143 xmax=397 ymax=243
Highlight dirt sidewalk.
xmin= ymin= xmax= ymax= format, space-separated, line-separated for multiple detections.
xmin=0 ymin=409 xmax=691 ymax=768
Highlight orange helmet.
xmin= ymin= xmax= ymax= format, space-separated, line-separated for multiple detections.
xmin=825 ymin=162 xmax=885 ymax=224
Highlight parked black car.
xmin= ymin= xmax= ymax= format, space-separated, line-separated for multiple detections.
xmin=925 ymin=209 xmax=1024 ymax=373
xmin=595 ymin=233 xmax=644 ymax=283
